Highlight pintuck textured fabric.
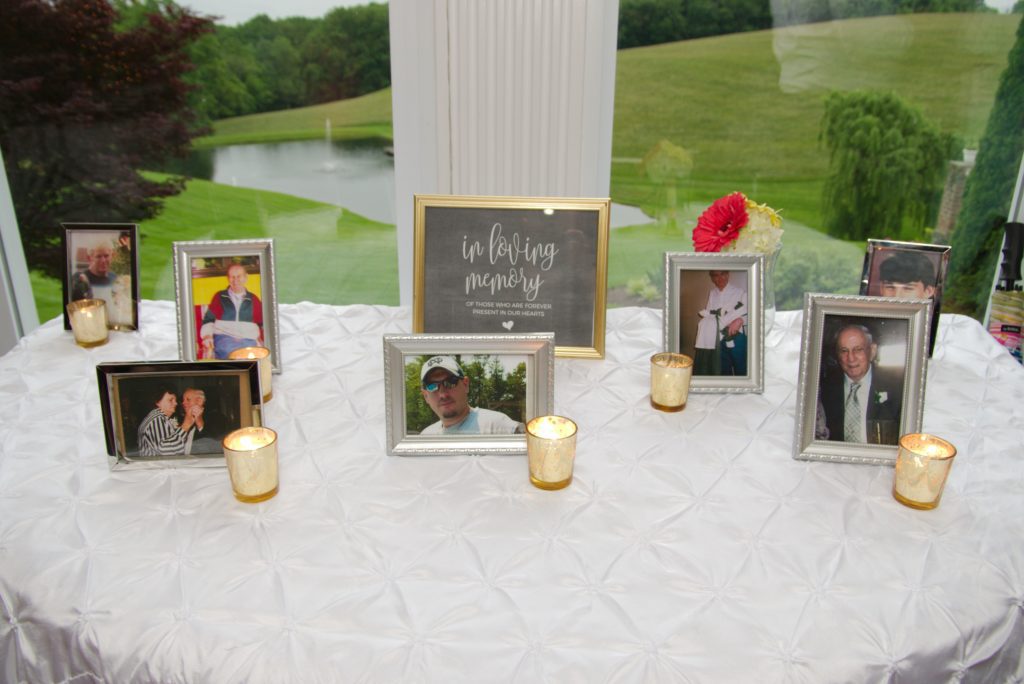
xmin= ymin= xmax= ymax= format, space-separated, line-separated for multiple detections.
xmin=1 ymin=301 xmax=1023 ymax=683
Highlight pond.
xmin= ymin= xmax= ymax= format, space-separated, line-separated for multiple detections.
xmin=184 ymin=139 xmax=651 ymax=228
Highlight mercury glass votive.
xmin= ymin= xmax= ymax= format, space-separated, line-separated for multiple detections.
xmin=222 ymin=426 xmax=279 ymax=503
xmin=892 ymin=433 xmax=957 ymax=510
xmin=66 ymin=298 xmax=109 ymax=347
xmin=650 ymin=352 xmax=693 ymax=412
xmin=229 ymin=346 xmax=272 ymax=401
xmin=526 ymin=415 xmax=578 ymax=491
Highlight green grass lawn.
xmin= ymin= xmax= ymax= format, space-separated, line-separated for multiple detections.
xmin=28 ymin=13 xmax=1018 ymax=322
xmin=612 ymin=12 xmax=1017 ymax=227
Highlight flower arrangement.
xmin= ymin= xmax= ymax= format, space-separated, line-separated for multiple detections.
xmin=692 ymin=192 xmax=783 ymax=254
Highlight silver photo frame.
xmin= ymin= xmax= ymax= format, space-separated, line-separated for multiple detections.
xmin=173 ymin=239 xmax=282 ymax=373
xmin=859 ymin=239 xmax=951 ymax=357
xmin=383 ymin=333 xmax=555 ymax=456
xmin=97 ymin=360 xmax=263 ymax=470
xmin=793 ymin=293 xmax=931 ymax=465
xmin=663 ymin=251 xmax=765 ymax=393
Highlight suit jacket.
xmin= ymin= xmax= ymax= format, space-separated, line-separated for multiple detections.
xmin=819 ymin=366 xmax=903 ymax=445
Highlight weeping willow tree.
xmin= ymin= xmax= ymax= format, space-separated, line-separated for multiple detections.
xmin=639 ymin=139 xmax=693 ymax=230
xmin=819 ymin=91 xmax=957 ymax=242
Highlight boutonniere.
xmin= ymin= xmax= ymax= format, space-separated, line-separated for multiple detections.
xmin=875 ymin=391 xmax=888 ymax=404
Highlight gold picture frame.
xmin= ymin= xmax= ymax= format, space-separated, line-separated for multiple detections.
xmin=413 ymin=194 xmax=610 ymax=358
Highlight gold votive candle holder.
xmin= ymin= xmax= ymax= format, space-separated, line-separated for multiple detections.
xmin=229 ymin=346 xmax=272 ymax=401
xmin=222 ymin=426 xmax=279 ymax=503
xmin=892 ymin=433 xmax=956 ymax=510
xmin=526 ymin=415 xmax=578 ymax=491
xmin=650 ymin=352 xmax=693 ymax=412
xmin=66 ymin=298 xmax=109 ymax=347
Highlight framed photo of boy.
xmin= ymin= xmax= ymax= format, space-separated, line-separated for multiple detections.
xmin=173 ymin=239 xmax=282 ymax=373
xmin=383 ymin=333 xmax=554 ymax=456
xmin=860 ymin=239 xmax=950 ymax=356
xmin=662 ymin=251 xmax=765 ymax=393
xmin=793 ymin=294 xmax=931 ymax=466
xmin=61 ymin=223 xmax=139 ymax=331
xmin=412 ymin=195 xmax=609 ymax=359
xmin=97 ymin=360 xmax=263 ymax=470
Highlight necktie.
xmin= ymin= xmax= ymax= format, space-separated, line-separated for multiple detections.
xmin=843 ymin=382 xmax=862 ymax=442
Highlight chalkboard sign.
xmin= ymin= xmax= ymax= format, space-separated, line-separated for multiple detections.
xmin=413 ymin=195 xmax=609 ymax=358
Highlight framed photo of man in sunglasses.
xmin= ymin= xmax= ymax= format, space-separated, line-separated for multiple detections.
xmin=383 ymin=333 xmax=554 ymax=456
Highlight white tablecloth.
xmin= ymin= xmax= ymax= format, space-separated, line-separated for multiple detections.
xmin=1 ymin=301 xmax=1023 ymax=683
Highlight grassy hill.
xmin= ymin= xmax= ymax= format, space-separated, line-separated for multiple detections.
xmin=612 ymin=12 xmax=1017 ymax=227
xmin=195 ymin=88 xmax=393 ymax=147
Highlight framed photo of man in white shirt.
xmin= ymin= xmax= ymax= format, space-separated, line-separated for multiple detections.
xmin=663 ymin=252 xmax=766 ymax=393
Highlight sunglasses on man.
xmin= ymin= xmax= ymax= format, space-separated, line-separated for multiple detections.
xmin=422 ymin=377 xmax=462 ymax=392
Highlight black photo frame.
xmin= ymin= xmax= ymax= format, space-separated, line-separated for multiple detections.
xmin=61 ymin=223 xmax=139 ymax=331
xmin=97 ymin=360 xmax=263 ymax=470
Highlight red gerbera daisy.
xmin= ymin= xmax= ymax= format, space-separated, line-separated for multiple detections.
xmin=692 ymin=192 xmax=749 ymax=252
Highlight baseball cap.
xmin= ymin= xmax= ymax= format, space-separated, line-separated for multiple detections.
xmin=420 ymin=355 xmax=464 ymax=382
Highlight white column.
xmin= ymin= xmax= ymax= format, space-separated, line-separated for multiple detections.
xmin=390 ymin=0 xmax=619 ymax=305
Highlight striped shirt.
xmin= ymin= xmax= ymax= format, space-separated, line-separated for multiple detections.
xmin=138 ymin=408 xmax=187 ymax=457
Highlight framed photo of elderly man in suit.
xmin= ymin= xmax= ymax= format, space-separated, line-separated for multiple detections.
xmin=663 ymin=251 xmax=765 ymax=393
xmin=793 ymin=294 xmax=931 ymax=465
xmin=173 ymin=239 xmax=282 ymax=373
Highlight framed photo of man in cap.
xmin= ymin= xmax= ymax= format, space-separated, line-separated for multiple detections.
xmin=383 ymin=333 xmax=554 ymax=456
xmin=860 ymin=240 xmax=950 ymax=356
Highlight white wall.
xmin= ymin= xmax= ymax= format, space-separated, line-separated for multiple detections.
xmin=389 ymin=0 xmax=620 ymax=305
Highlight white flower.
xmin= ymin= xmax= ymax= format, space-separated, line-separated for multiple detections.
xmin=721 ymin=198 xmax=783 ymax=254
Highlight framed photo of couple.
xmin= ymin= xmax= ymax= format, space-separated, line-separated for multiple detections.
xmin=662 ymin=252 xmax=765 ymax=393
xmin=172 ymin=239 xmax=282 ymax=373
xmin=382 ymin=333 xmax=554 ymax=456
xmin=792 ymin=293 xmax=931 ymax=465
xmin=61 ymin=223 xmax=139 ymax=331
xmin=97 ymin=360 xmax=263 ymax=470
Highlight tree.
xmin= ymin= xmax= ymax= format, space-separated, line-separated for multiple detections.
xmin=0 ymin=0 xmax=211 ymax=278
xmin=301 ymin=4 xmax=390 ymax=105
xmin=945 ymin=14 xmax=1024 ymax=318
xmin=639 ymin=139 xmax=693 ymax=229
xmin=819 ymin=91 xmax=957 ymax=242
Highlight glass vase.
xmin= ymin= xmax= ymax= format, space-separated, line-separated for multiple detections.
xmin=763 ymin=243 xmax=782 ymax=333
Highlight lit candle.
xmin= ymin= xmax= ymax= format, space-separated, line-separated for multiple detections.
xmin=229 ymin=346 xmax=272 ymax=401
xmin=650 ymin=352 xmax=693 ymax=412
xmin=892 ymin=433 xmax=956 ymax=510
xmin=222 ymin=426 xmax=279 ymax=503
xmin=526 ymin=415 xmax=578 ymax=490
xmin=66 ymin=299 xmax=109 ymax=347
